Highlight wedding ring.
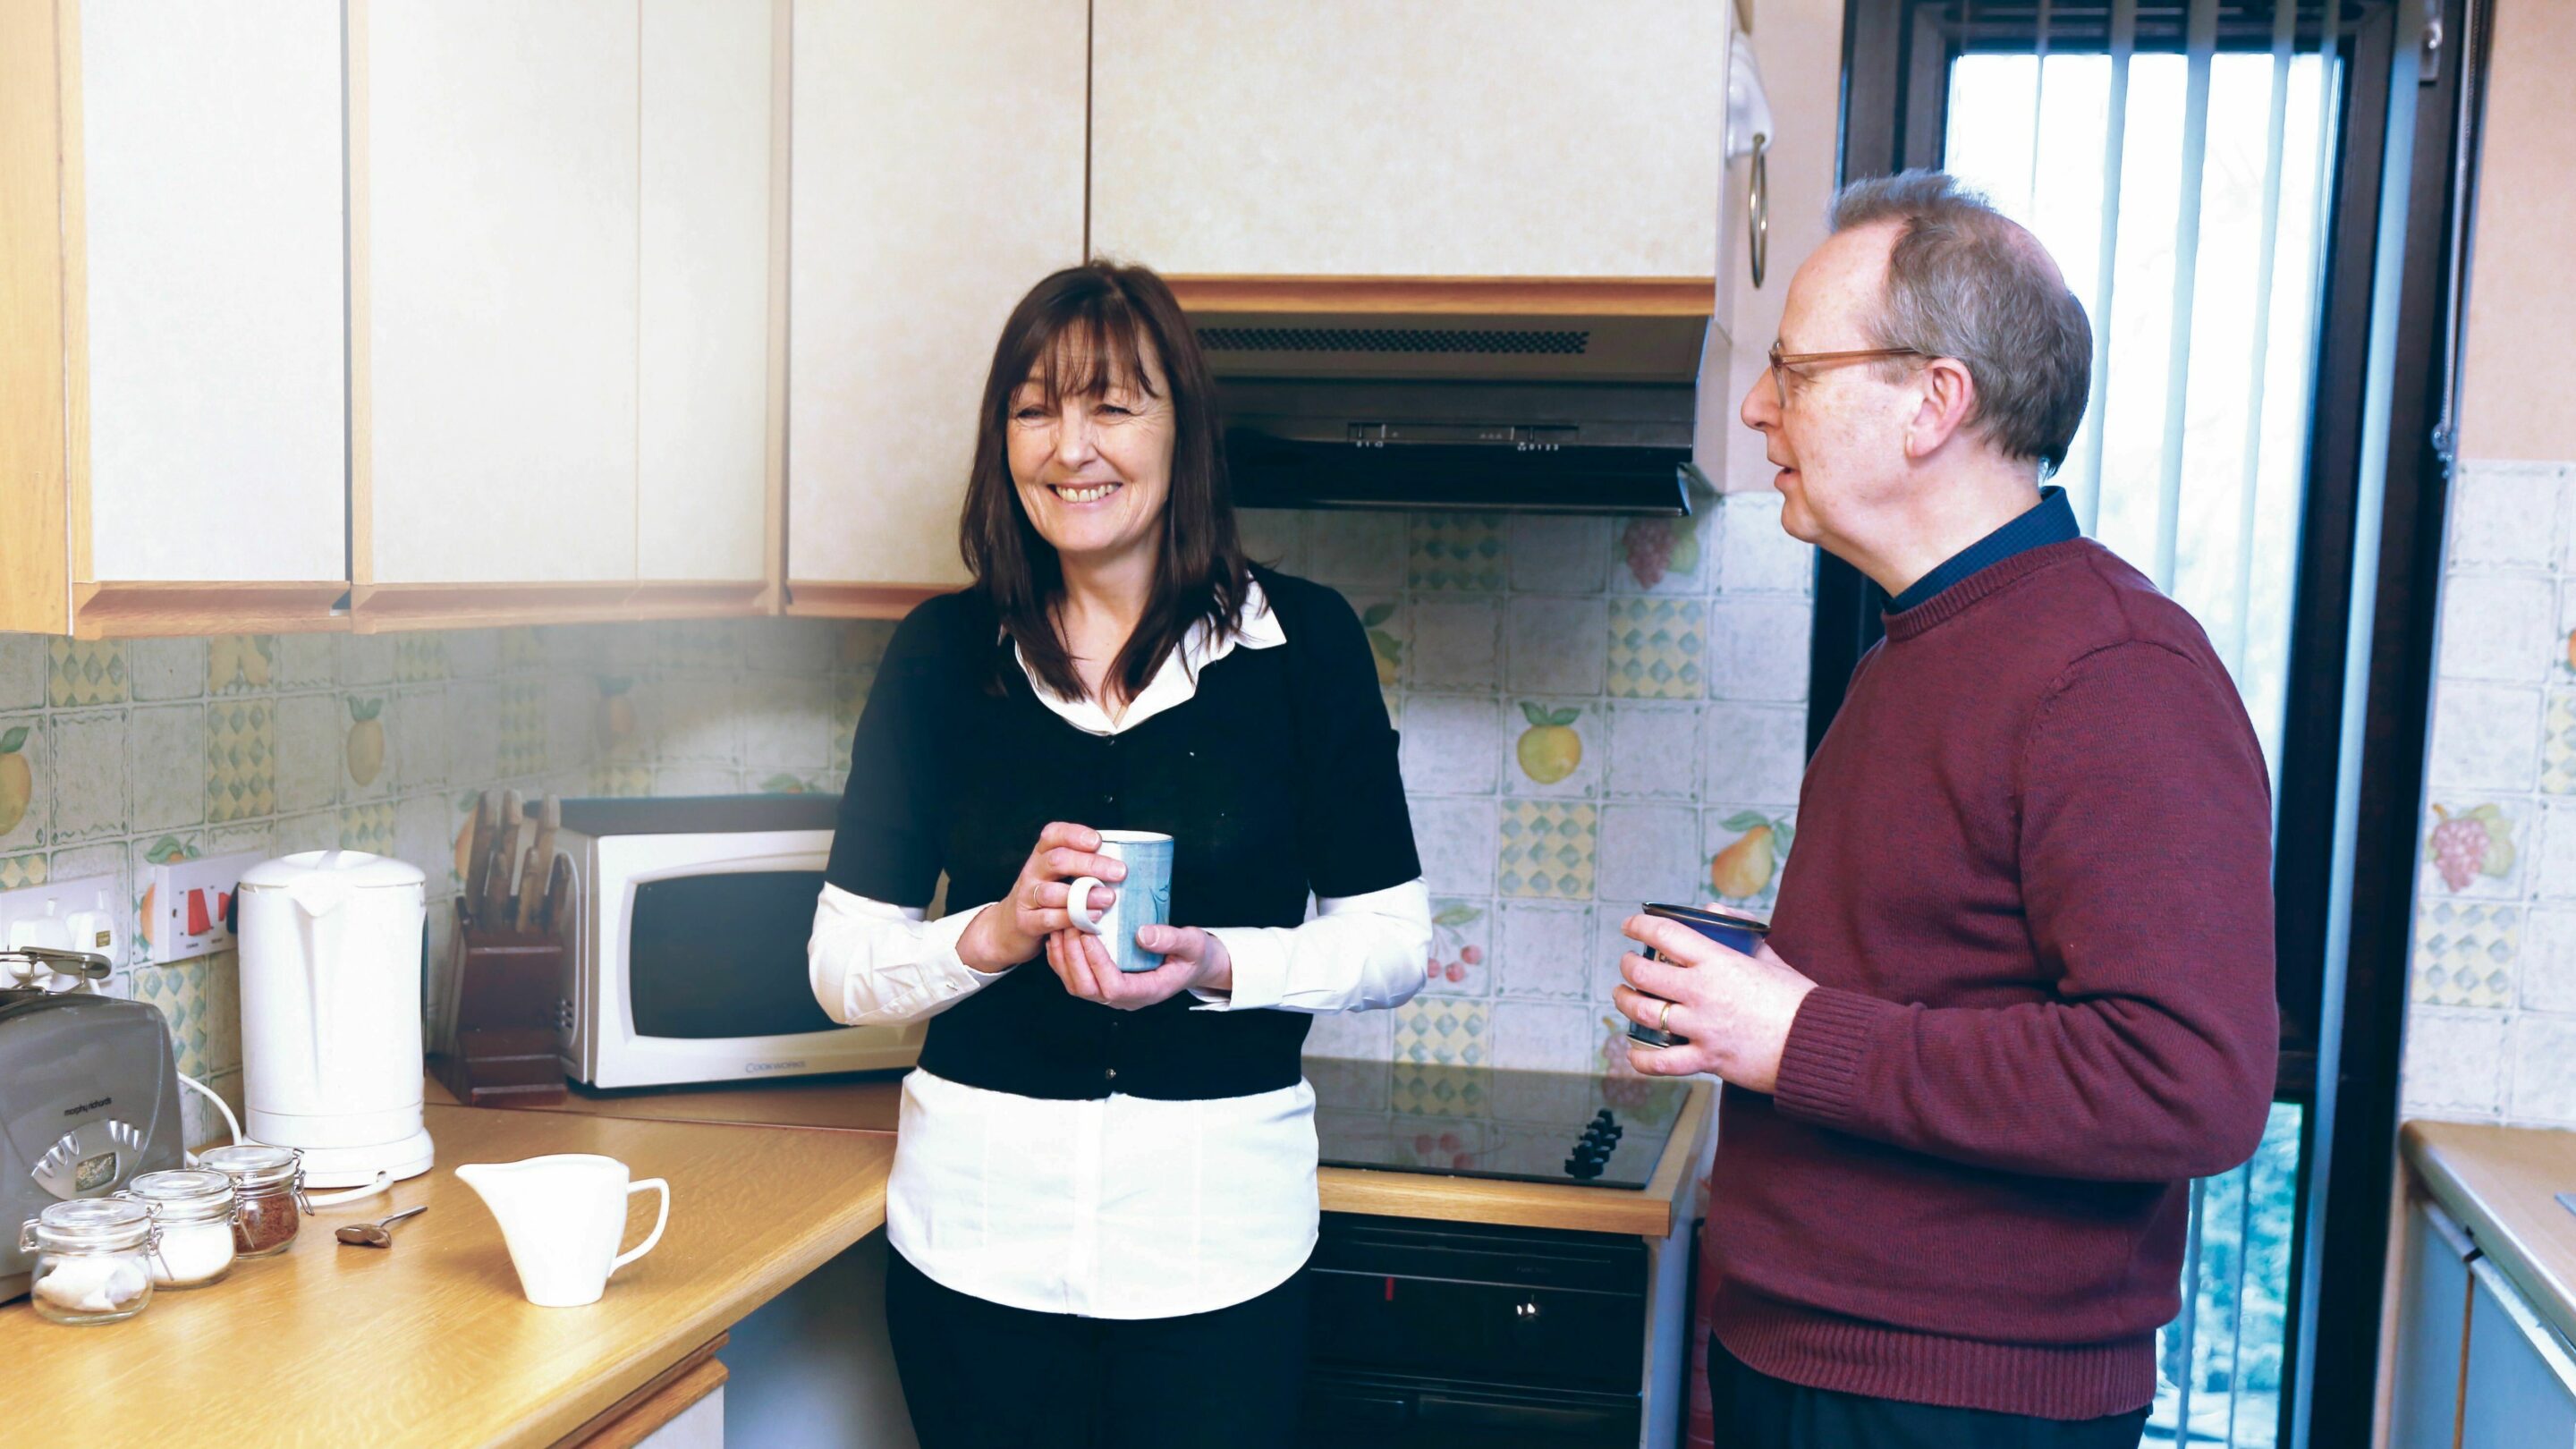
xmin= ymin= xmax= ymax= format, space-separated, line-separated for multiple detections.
xmin=1655 ymin=999 xmax=1674 ymax=1032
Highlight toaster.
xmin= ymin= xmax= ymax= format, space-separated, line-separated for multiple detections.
xmin=0 ymin=975 xmax=187 ymax=1301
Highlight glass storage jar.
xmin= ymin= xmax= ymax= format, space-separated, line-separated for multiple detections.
xmin=18 ymin=1198 xmax=158 ymax=1325
xmin=123 ymin=1168 xmax=239 ymax=1288
xmin=197 ymin=1144 xmax=309 ymax=1258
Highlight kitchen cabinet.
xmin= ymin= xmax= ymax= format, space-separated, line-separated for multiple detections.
xmin=1089 ymin=0 xmax=1731 ymax=283
xmin=2461 ymin=1255 xmax=2576 ymax=1449
xmin=783 ymin=0 xmax=1088 ymax=617
xmin=2 ymin=0 xmax=352 ymax=638
xmin=352 ymin=0 xmax=779 ymax=631
xmin=2390 ymin=1198 xmax=2475 ymax=1449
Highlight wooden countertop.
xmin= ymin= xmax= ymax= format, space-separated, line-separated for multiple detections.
xmin=2402 ymin=1120 xmax=2576 ymax=1351
xmin=3 ymin=1104 xmax=894 ymax=1449
xmin=431 ymin=1068 xmax=1716 ymax=1241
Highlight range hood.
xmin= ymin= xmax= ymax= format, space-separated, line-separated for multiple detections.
xmin=1176 ymin=280 xmax=1714 ymax=517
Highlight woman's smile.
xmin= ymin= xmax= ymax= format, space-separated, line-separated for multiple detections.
xmin=1049 ymin=479 xmax=1123 ymax=504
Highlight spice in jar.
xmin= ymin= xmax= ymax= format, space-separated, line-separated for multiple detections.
xmin=123 ymin=1168 xmax=239 ymax=1288
xmin=19 ymin=1198 xmax=157 ymax=1325
xmin=197 ymin=1144 xmax=308 ymax=1258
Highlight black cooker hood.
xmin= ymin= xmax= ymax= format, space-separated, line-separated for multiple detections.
xmin=1187 ymin=299 xmax=1711 ymax=517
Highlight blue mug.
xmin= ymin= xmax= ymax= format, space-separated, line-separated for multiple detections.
xmin=1626 ymin=902 xmax=1773 ymax=1048
xmin=1066 ymin=831 xmax=1176 ymax=973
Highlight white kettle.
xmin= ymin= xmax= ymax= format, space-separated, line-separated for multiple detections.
xmin=236 ymin=851 xmax=435 ymax=1188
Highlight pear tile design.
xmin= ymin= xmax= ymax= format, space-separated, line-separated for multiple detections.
xmin=205 ymin=700 xmax=275 ymax=823
xmin=48 ymin=640 xmax=128 ymax=707
xmin=1497 ymin=801 xmax=1597 ymax=899
xmin=1606 ymin=599 xmax=1706 ymax=699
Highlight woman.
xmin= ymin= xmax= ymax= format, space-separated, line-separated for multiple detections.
xmin=809 ymin=261 xmax=1430 ymax=1449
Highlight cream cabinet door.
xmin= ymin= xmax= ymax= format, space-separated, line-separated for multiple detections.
xmin=1090 ymin=0 xmax=1729 ymax=279
xmin=78 ymin=0 xmax=346 ymax=584
xmin=2461 ymin=1258 xmax=2576 ymax=1449
xmin=639 ymin=0 xmax=777 ymax=584
xmin=361 ymin=0 xmax=641 ymax=587
xmin=786 ymin=0 xmax=1088 ymax=598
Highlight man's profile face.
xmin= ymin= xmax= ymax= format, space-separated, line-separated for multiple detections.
xmin=1739 ymin=223 xmax=1917 ymax=551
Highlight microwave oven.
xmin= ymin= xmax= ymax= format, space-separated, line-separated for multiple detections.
xmin=555 ymin=795 xmax=923 ymax=1089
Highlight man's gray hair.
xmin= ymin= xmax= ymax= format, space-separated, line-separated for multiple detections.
xmin=1827 ymin=171 xmax=2092 ymax=474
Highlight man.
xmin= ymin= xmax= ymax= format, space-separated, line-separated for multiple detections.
xmin=1614 ymin=170 xmax=2277 ymax=1448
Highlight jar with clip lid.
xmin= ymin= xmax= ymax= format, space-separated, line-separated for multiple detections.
xmin=18 ymin=1198 xmax=158 ymax=1324
xmin=121 ymin=1167 xmax=239 ymax=1288
xmin=197 ymin=1144 xmax=312 ymax=1258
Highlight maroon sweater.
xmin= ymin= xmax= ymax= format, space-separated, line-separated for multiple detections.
xmin=1707 ymin=538 xmax=2278 ymax=1420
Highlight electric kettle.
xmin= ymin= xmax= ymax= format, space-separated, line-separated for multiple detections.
xmin=236 ymin=852 xmax=434 ymax=1189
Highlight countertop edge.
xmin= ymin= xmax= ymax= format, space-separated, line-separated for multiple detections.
xmin=2401 ymin=1120 xmax=2576 ymax=1355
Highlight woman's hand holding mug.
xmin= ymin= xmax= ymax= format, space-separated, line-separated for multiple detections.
xmin=957 ymin=821 xmax=1131 ymax=972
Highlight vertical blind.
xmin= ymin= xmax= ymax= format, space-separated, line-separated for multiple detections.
xmin=1937 ymin=5 xmax=2352 ymax=1445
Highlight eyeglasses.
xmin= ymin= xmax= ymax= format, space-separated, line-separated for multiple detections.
xmin=1764 ymin=342 xmax=1930 ymax=407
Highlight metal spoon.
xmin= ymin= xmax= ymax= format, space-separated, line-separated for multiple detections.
xmin=334 ymin=1204 xmax=428 ymax=1250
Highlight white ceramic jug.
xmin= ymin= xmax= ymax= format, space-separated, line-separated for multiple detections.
xmin=454 ymin=1154 xmax=670 ymax=1307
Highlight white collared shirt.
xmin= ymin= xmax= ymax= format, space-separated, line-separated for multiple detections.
xmin=809 ymin=578 xmax=1431 ymax=1318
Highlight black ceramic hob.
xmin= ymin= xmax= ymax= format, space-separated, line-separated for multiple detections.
xmin=1303 ymin=1059 xmax=1691 ymax=1191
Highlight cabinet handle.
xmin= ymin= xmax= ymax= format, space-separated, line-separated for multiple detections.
xmin=1748 ymin=136 xmax=1770 ymax=290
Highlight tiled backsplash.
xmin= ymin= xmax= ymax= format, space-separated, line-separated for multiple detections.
xmin=0 ymin=494 xmax=1820 ymax=1140
xmin=2402 ymin=460 xmax=2576 ymax=1124
xmin=1240 ymin=496 xmax=1816 ymax=1077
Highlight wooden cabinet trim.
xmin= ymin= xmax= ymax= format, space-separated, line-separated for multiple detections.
xmin=558 ymin=1333 xmax=729 ymax=1449
xmin=784 ymin=580 xmax=956 ymax=621
xmin=73 ymin=580 xmax=351 ymax=639
xmin=0 ymin=0 xmax=70 ymax=633
xmin=1163 ymin=275 xmax=1720 ymax=318
xmin=351 ymin=579 xmax=771 ymax=633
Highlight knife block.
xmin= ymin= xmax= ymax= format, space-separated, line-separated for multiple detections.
xmin=431 ymin=899 xmax=569 ymax=1107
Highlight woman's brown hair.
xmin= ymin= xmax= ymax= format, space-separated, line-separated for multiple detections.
xmin=958 ymin=260 xmax=1250 ymax=706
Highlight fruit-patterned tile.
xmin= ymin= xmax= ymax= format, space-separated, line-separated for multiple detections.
xmin=47 ymin=640 xmax=129 ymax=708
xmin=1704 ymin=806 xmax=1795 ymax=914
xmin=127 ymin=638 xmax=207 ymax=701
xmin=1719 ymin=494 xmax=1816 ymax=595
xmin=1385 ymin=1118 xmax=1494 ymax=1172
xmin=335 ymin=633 xmax=395 ymax=687
xmin=51 ymin=710 xmax=129 ymax=843
xmin=1504 ymin=595 xmax=1608 ymax=697
xmin=1398 ymin=693 xmax=1503 ymax=796
xmin=128 ymin=705 xmax=205 ymax=835
xmin=272 ymin=693 xmax=341 ymax=815
xmin=1410 ymin=513 xmax=1508 ymax=593
xmin=1420 ymin=897 xmax=1493 ymax=998
xmin=1501 ymin=699 xmax=1602 ymax=800
xmin=205 ymin=699 xmax=275 ymax=825
xmin=2411 ymin=899 xmax=2518 ymax=1009
xmin=0 ymin=715 xmax=42 ymax=853
xmin=1496 ymin=801 xmax=1597 ymax=901
xmin=1508 ymin=515 xmax=1610 ymax=594
xmin=2423 ymin=799 xmax=2530 ymax=902
xmin=1303 ymin=512 xmax=1409 ymax=592
xmin=1411 ymin=797 xmax=1500 ymax=898
xmin=1488 ymin=1000 xmax=1597 ymax=1072
xmin=1410 ymin=597 xmax=1501 ymax=690
xmin=0 ymin=635 xmax=45 ymax=711
xmin=1706 ymin=597 xmax=1810 ymax=703
xmin=339 ymin=694 xmax=394 ymax=802
xmin=271 ymin=633 xmax=333 ymax=690
xmin=1352 ymin=597 xmax=1406 ymax=692
xmin=394 ymin=634 xmax=449 ymax=683
xmin=1610 ymin=513 xmax=1714 ymax=595
xmin=1606 ymin=598 xmax=1707 ymax=700
xmin=1605 ymin=701 xmax=1699 ymax=802
xmin=496 ymin=681 xmax=547 ymax=779
xmin=1699 ymin=701 xmax=1807 ymax=808
xmin=1391 ymin=997 xmax=1489 ymax=1069
xmin=1594 ymin=803 xmax=1698 ymax=902
xmin=338 ymin=802 xmax=396 ymax=856
xmin=1496 ymin=901 xmax=1593 ymax=1001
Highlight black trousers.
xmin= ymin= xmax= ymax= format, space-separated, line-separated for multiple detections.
xmin=1709 ymin=1336 xmax=2150 ymax=1449
xmin=886 ymin=1250 xmax=1309 ymax=1449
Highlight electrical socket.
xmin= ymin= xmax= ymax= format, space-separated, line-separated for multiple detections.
xmin=144 ymin=851 xmax=267 ymax=965
xmin=0 ymin=873 xmax=124 ymax=971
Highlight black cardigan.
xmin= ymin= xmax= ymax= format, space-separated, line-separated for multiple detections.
xmin=825 ymin=568 xmax=1420 ymax=1101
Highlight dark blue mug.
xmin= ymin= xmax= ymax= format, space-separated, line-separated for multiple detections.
xmin=1625 ymin=902 xmax=1773 ymax=1049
